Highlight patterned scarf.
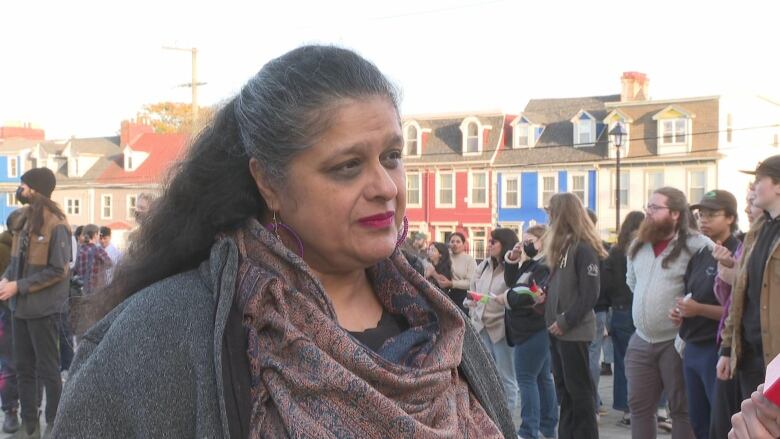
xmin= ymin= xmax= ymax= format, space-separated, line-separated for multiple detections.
xmin=232 ymin=220 xmax=502 ymax=438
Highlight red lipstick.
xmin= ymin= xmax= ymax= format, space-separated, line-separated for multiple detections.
xmin=358 ymin=211 xmax=395 ymax=229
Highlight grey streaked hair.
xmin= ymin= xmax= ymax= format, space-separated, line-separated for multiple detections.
xmin=234 ymin=45 xmax=400 ymax=184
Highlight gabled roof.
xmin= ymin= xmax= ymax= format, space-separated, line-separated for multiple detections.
xmin=96 ymin=133 xmax=188 ymax=185
xmin=0 ymin=138 xmax=38 ymax=154
xmin=400 ymin=113 xmax=506 ymax=165
xmin=651 ymin=104 xmax=696 ymax=120
xmin=65 ymin=136 xmax=121 ymax=156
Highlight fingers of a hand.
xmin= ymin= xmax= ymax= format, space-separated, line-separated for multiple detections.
xmin=731 ymin=412 xmax=750 ymax=439
xmin=741 ymin=398 xmax=774 ymax=439
xmin=752 ymin=391 xmax=780 ymax=437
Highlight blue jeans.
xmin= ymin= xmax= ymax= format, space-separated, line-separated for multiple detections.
xmin=479 ymin=330 xmax=519 ymax=416
xmin=610 ymin=308 xmax=634 ymax=412
xmin=588 ymin=310 xmax=608 ymax=409
xmin=682 ymin=340 xmax=718 ymax=439
xmin=514 ymin=329 xmax=558 ymax=439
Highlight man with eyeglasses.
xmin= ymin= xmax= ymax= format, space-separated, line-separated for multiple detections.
xmin=626 ymin=187 xmax=712 ymax=439
xmin=719 ymin=155 xmax=780 ymax=405
xmin=671 ymin=190 xmax=740 ymax=439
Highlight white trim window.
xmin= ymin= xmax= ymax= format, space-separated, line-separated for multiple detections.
xmin=645 ymin=171 xmax=665 ymax=202
xmin=661 ymin=118 xmax=688 ymax=145
xmin=435 ymin=225 xmax=455 ymax=244
xmin=406 ymin=172 xmax=422 ymax=208
xmin=502 ymin=175 xmax=520 ymax=208
xmin=5 ymin=193 xmax=21 ymax=207
xmin=469 ymin=227 xmax=488 ymax=260
xmin=611 ymin=171 xmax=629 ymax=208
xmin=127 ymin=194 xmax=138 ymax=219
xmin=460 ymin=117 xmax=484 ymax=155
xmin=607 ymin=120 xmax=631 ymax=158
xmin=688 ymin=169 xmax=707 ymax=203
xmin=65 ymin=198 xmax=81 ymax=215
xmin=101 ymin=194 xmax=113 ymax=219
xmin=403 ymin=122 xmax=422 ymax=157
xmin=568 ymin=172 xmax=588 ymax=206
xmin=572 ymin=111 xmax=596 ymax=147
xmin=516 ymin=122 xmax=531 ymax=147
xmin=502 ymin=222 xmax=524 ymax=236
xmin=436 ymin=171 xmax=455 ymax=208
xmin=7 ymin=157 xmax=18 ymax=178
xmin=468 ymin=171 xmax=488 ymax=207
xmin=538 ymin=173 xmax=558 ymax=208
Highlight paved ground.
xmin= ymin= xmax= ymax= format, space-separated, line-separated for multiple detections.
xmin=0 ymin=372 xmax=653 ymax=438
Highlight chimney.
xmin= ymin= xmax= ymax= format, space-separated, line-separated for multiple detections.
xmin=120 ymin=118 xmax=154 ymax=147
xmin=620 ymin=72 xmax=649 ymax=102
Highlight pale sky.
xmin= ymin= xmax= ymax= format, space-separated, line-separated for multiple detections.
xmin=2 ymin=0 xmax=779 ymax=139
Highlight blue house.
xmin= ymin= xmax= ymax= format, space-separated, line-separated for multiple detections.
xmin=494 ymin=95 xmax=619 ymax=233
xmin=0 ymin=139 xmax=37 ymax=227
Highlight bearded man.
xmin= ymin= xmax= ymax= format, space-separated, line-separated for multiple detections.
xmin=625 ymin=187 xmax=712 ymax=439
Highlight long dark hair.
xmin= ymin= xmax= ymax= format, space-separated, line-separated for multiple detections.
xmin=490 ymin=228 xmax=519 ymax=267
xmin=430 ymin=242 xmax=452 ymax=281
xmin=92 ymin=45 xmax=400 ymax=322
xmin=27 ymin=194 xmax=66 ymax=236
xmin=615 ymin=211 xmax=645 ymax=253
xmin=630 ymin=187 xmax=696 ymax=267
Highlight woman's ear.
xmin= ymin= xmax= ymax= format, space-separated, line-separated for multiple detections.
xmin=249 ymin=158 xmax=281 ymax=211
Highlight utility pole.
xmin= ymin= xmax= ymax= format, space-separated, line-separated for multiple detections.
xmin=162 ymin=46 xmax=206 ymax=128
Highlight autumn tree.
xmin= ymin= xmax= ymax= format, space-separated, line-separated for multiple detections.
xmin=139 ymin=102 xmax=215 ymax=134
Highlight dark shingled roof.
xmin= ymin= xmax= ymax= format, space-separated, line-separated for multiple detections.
xmin=494 ymin=95 xmax=621 ymax=166
xmin=402 ymin=114 xmax=506 ymax=165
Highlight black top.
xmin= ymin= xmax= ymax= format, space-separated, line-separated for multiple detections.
xmin=503 ymin=257 xmax=551 ymax=346
xmin=602 ymin=246 xmax=632 ymax=311
xmin=348 ymin=310 xmax=410 ymax=352
xmin=594 ymin=241 xmax=612 ymax=312
xmin=680 ymin=235 xmax=739 ymax=344
xmin=744 ymin=212 xmax=780 ymax=355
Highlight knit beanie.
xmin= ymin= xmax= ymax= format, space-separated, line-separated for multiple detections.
xmin=21 ymin=168 xmax=56 ymax=198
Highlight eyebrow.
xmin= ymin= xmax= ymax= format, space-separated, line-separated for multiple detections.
xmin=329 ymin=133 xmax=403 ymax=157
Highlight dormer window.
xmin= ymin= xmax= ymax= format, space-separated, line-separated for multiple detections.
xmin=127 ymin=155 xmax=133 ymax=170
xmin=661 ymin=119 xmax=687 ymax=145
xmin=652 ymin=105 xmax=694 ymax=154
xmin=466 ymin=123 xmax=479 ymax=152
xmin=571 ymin=111 xmax=597 ymax=147
xmin=460 ymin=117 xmax=486 ymax=155
xmin=604 ymin=110 xmax=633 ymax=159
xmin=402 ymin=121 xmax=422 ymax=157
xmin=511 ymin=116 xmax=542 ymax=148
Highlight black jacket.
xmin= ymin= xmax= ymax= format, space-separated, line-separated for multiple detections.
xmin=602 ymin=246 xmax=632 ymax=311
xmin=503 ymin=257 xmax=550 ymax=346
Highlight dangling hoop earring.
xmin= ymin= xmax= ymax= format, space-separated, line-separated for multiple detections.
xmin=395 ymin=215 xmax=409 ymax=250
xmin=265 ymin=211 xmax=305 ymax=257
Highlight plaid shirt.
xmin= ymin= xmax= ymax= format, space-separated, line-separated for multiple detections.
xmin=74 ymin=243 xmax=112 ymax=295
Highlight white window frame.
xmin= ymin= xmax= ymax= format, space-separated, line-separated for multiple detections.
xmin=502 ymin=174 xmax=521 ymax=208
xmin=436 ymin=170 xmax=455 ymax=208
xmin=402 ymin=121 xmax=422 ymax=157
xmin=660 ymin=118 xmax=689 ymax=146
xmin=460 ymin=117 xmax=485 ymax=156
xmin=537 ymin=172 xmax=559 ymax=208
xmin=572 ymin=111 xmax=596 ymax=147
xmin=433 ymin=224 xmax=456 ymax=244
xmin=64 ymin=198 xmax=81 ymax=215
xmin=467 ymin=170 xmax=489 ymax=208
xmin=127 ymin=194 xmax=138 ymax=220
xmin=6 ymin=193 xmax=21 ymax=207
xmin=501 ymin=222 xmax=524 ymax=237
xmin=468 ymin=227 xmax=488 ymax=260
xmin=7 ymin=157 xmax=18 ymax=178
xmin=687 ymin=168 xmax=707 ymax=204
xmin=567 ymin=172 xmax=589 ymax=207
xmin=610 ymin=171 xmax=630 ymax=209
xmin=406 ymin=172 xmax=422 ymax=208
xmin=645 ymin=170 xmax=665 ymax=203
xmin=101 ymin=194 xmax=113 ymax=220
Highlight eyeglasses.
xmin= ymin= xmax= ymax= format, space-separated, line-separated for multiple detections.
xmin=694 ymin=210 xmax=725 ymax=220
xmin=645 ymin=204 xmax=670 ymax=213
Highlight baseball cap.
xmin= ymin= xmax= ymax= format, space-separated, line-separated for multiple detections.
xmin=741 ymin=155 xmax=780 ymax=179
xmin=690 ymin=190 xmax=738 ymax=215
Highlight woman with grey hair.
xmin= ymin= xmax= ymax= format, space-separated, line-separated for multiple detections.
xmin=52 ymin=46 xmax=514 ymax=438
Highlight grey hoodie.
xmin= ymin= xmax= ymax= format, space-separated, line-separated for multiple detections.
xmin=52 ymin=237 xmax=515 ymax=438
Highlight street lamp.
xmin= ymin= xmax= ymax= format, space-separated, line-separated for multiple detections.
xmin=609 ymin=122 xmax=626 ymax=233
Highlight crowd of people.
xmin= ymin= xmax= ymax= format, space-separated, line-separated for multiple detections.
xmin=0 ymin=45 xmax=777 ymax=438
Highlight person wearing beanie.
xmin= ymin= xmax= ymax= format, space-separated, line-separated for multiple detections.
xmin=0 ymin=167 xmax=72 ymax=438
